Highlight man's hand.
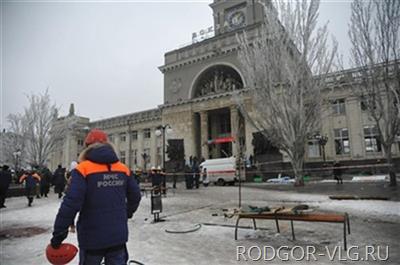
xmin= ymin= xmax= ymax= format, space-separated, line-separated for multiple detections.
xmin=50 ymin=240 xmax=61 ymax=249
xmin=50 ymin=230 xmax=68 ymax=249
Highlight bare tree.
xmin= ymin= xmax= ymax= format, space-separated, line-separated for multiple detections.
xmin=235 ymin=0 xmax=337 ymax=185
xmin=3 ymin=114 xmax=27 ymax=171
xmin=7 ymin=90 xmax=65 ymax=167
xmin=349 ymin=0 xmax=400 ymax=186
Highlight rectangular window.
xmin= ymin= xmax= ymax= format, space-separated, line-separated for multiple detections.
xmin=108 ymin=134 xmax=114 ymax=143
xmin=131 ymin=130 xmax=138 ymax=140
xmin=334 ymin=128 xmax=350 ymax=155
xmin=364 ymin=125 xmax=382 ymax=153
xmin=360 ymin=100 xmax=368 ymax=111
xmin=331 ymin=99 xmax=346 ymax=115
xmin=143 ymin=129 xmax=151 ymax=139
xmin=307 ymin=140 xmax=321 ymax=158
xmin=119 ymin=133 xmax=126 ymax=142
xmin=120 ymin=151 xmax=126 ymax=164
xmin=77 ymin=139 xmax=84 ymax=146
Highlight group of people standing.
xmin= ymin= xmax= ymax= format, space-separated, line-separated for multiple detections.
xmin=184 ymin=156 xmax=206 ymax=189
xmin=0 ymin=162 xmax=78 ymax=208
xmin=19 ymin=164 xmax=74 ymax=206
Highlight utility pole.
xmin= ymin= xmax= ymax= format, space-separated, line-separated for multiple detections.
xmin=155 ymin=125 xmax=172 ymax=170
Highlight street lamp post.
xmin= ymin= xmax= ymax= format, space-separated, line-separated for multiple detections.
xmin=13 ymin=150 xmax=21 ymax=174
xmin=155 ymin=125 xmax=173 ymax=171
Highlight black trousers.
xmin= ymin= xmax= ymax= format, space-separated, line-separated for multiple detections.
xmin=40 ymin=184 xmax=50 ymax=196
xmin=79 ymin=244 xmax=128 ymax=265
xmin=0 ymin=187 xmax=8 ymax=206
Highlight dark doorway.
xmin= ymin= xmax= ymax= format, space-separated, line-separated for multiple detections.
xmin=208 ymin=108 xmax=232 ymax=158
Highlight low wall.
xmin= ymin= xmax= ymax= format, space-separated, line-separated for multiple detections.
xmin=248 ymin=157 xmax=400 ymax=181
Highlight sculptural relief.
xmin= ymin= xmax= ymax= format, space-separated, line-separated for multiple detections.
xmin=195 ymin=65 xmax=243 ymax=97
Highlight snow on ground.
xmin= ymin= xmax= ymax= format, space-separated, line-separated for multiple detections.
xmin=1 ymin=184 xmax=399 ymax=264
xmin=243 ymin=189 xmax=400 ymax=223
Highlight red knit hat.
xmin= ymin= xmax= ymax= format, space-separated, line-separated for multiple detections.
xmin=84 ymin=129 xmax=108 ymax=146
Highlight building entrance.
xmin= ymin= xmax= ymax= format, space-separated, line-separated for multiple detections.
xmin=191 ymin=64 xmax=246 ymax=160
xmin=195 ymin=106 xmax=245 ymax=160
xmin=208 ymin=108 xmax=232 ymax=158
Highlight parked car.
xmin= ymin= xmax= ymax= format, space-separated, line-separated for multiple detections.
xmin=266 ymin=175 xmax=295 ymax=184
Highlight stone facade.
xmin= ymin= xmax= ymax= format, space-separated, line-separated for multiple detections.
xmin=49 ymin=0 xmax=400 ymax=171
xmin=49 ymin=108 xmax=163 ymax=171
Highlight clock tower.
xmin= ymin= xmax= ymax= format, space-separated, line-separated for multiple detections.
xmin=210 ymin=0 xmax=270 ymax=35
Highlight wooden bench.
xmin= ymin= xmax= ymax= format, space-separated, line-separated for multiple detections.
xmin=235 ymin=210 xmax=351 ymax=250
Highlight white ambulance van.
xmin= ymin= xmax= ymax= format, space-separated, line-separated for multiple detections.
xmin=199 ymin=157 xmax=237 ymax=186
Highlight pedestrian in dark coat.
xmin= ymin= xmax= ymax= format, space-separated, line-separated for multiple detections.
xmin=52 ymin=165 xmax=66 ymax=199
xmin=192 ymin=157 xmax=200 ymax=189
xmin=50 ymin=129 xmax=141 ymax=264
xmin=172 ymin=163 xmax=180 ymax=189
xmin=32 ymin=166 xmax=41 ymax=199
xmin=19 ymin=170 xmax=41 ymax=206
xmin=158 ymin=166 xmax=167 ymax=195
xmin=39 ymin=166 xmax=52 ymax=197
xmin=0 ymin=165 xmax=12 ymax=208
xmin=333 ymin=161 xmax=343 ymax=184
xmin=150 ymin=167 xmax=162 ymax=187
xmin=184 ymin=165 xmax=193 ymax=189
xmin=150 ymin=167 xmax=162 ymax=195
xmin=131 ymin=168 xmax=142 ymax=185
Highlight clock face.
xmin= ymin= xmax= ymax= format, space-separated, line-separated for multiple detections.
xmin=227 ymin=10 xmax=246 ymax=29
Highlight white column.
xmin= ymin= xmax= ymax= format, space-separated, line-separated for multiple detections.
xmin=200 ymin=111 xmax=209 ymax=159
xmin=150 ymin=128 xmax=157 ymax=167
xmin=245 ymin=119 xmax=255 ymax=158
xmin=127 ymin=127 xmax=132 ymax=168
xmin=230 ymin=106 xmax=239 ymax=158
xmin=137 ymin=129 xmax=144 ymax=169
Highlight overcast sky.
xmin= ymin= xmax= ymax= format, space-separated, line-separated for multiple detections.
xmin=1 ymin=0 xmax=352 ymax=129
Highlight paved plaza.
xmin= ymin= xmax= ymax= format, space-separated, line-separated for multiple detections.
xmin=1 ymin=182 xmax=399 ymax=264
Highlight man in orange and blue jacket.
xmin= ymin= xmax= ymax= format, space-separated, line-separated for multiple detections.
xmin=19 ymin=170 xmax=41 ymax=207
xmin=50 ymin=129 xmax=141 ymax=265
